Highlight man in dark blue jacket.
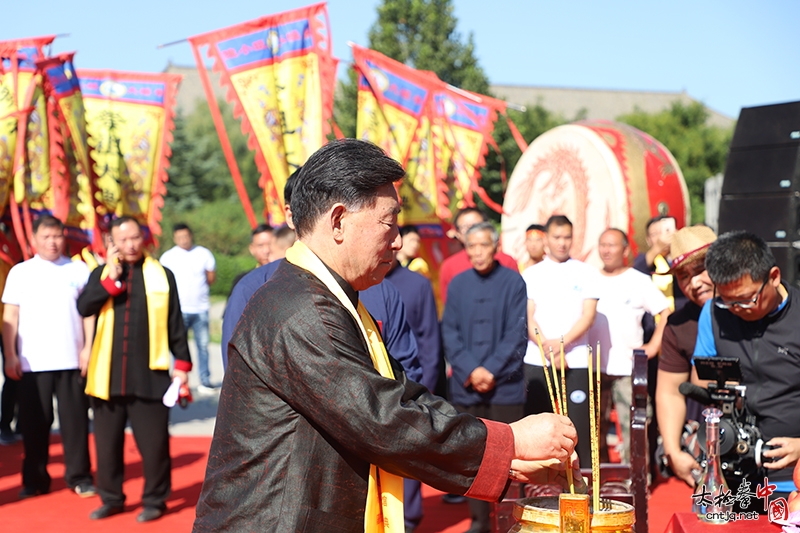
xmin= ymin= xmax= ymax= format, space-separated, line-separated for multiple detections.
xmin=221 ymin=259 xmax=421 ymax=382
xmin=442 ymin=221 xmax=528 ymax=533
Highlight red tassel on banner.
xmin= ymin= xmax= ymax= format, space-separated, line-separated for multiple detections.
xmin=486 ymin=135 xmax=508 ymax=189
xmin=505 ymin=113 xmax=529 ymax=153
xmin=9 ymin=194 xmax=30 ymax=260
xmin=189 ymin=43 xmax=258 ymax=229
xmin=331 ymin=119 xmax=345 ymax=140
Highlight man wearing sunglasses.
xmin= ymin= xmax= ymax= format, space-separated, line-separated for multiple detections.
xmin=694 ymin=231 xmax=800 ymax=500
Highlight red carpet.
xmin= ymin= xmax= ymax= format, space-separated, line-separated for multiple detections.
xmin=0 ymin=434 xmax=693 ymax=532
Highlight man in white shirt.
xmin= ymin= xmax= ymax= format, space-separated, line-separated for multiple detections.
xmin=160 ymin=224 xmax=216 ymax=391
xmin=2 ymin=215 xmax=96 ymax=499
xmin=593 ymin=228 xmax=670 ymax=463
xmin=523 ymin=215 xmax=599 ymax=467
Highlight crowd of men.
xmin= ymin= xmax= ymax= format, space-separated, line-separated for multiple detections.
xmin=0 ymin=212 xmax=293 ymax=522
xmin=1 ymin=138 xmax=799 ymax=533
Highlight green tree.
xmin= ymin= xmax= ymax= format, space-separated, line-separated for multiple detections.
xmin=617 ymin=102 xmax=733 ymax=224
xmin=166 ymin=100 xmax=261 ymax=212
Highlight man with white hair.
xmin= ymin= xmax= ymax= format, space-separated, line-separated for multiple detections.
xmin=442 ymin=221 xmax=528 ymax=533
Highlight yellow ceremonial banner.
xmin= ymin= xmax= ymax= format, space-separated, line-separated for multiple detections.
xmin=0 ymin=35 xmax=54 ymax=216
xmin=401 ymin=116 xmax=439 ymax=224
xmin=78 ymin=70 xmax=182 ymax=241
xmin=430 ymin=89 xmax=506 ymax=215
xmin=188 ymin=3 xmax=337 ymax=225
xmin=17 ymin=82 xmax=50 ymax=205
xmin=35 ymin=53 xmax=103 ymax=254
xmin=85 ymin=99 xmax=164 ymax=216
xmin=353 ymin=45 xmax=430 ymax=168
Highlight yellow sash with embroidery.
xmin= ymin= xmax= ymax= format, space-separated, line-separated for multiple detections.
xmin=85 ymin=256 xmax=171 ymax=400
xmin=285 ymin=241 xmax=404 ymax=533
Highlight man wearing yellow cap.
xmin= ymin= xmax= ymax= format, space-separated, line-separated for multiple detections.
xmin=654 ymin=225 xmax=716 ymax=486
xmin=194 ymin=139 xmax=583 ymax=533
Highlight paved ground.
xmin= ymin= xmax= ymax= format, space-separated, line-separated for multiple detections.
xmin=0 ymin=300 xmax=228 ymax=438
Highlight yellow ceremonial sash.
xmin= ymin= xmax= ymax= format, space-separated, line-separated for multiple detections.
xmin=653 ymin=254 xmax=675 ymax=312
xmin=85 ymin=255 xmax=171 ymax=400
xmin=406 ymin=257 xmax=431 ymax=280
xmin=72 ymin=248 xmax=99 ymax=271
xmin=285 ymin=241 xmax=405 ymax=533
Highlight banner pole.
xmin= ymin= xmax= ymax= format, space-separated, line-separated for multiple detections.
xmin=190 ymin=43 xmax=258 ymax=229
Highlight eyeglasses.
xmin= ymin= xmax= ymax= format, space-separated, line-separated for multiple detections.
xmin=713 ymin=278 xmax=768 ymax=309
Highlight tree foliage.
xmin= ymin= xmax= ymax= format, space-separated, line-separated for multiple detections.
xmin=617 ymin=102 xmax=733 ymax=224
xmin=166 ymin=100 xmax=261 ymax=212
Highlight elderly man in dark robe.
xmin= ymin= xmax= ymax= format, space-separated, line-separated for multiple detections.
xmin=193 ymin=139 xmax=583 ymax=533
xmin=442 ymin=221 xmax=528 ymax=533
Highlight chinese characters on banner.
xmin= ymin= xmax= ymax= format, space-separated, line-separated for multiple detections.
xmin=78 ymin=70 xmax=182 ymax=243
xmin=187 ymin=2 xmax=337 ymax=225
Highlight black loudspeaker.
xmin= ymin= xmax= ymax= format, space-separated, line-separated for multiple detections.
xmin=718 ymin=101 xmax=800 ymax=287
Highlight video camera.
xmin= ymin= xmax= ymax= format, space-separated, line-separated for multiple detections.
xmin=680 ymin=357 xmax=775 ymax=479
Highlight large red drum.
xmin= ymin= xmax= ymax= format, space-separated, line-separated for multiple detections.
xmin=501 ymin=120 xmax=690 ymax=268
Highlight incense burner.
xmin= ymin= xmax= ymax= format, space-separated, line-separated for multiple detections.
xmin=508 ymin=496 xmax=634 ymax=533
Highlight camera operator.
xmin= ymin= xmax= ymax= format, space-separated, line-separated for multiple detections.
xmin=694 ymin=231 xmax=800 ymax=498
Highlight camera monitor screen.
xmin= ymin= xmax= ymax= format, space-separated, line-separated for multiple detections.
xmin=693 ymin=356 xmax=742 ymax=384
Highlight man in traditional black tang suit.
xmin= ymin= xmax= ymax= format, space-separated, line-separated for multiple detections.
xmin=194 ymin=139 xmax=584 ymax=533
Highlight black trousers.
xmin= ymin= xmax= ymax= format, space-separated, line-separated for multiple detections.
xmin=18 ymin=370 xmax=93 ymax=491
xmin=455 ymin=403 xmax=524 ymax=533
xmin=91 ymin=396 xmax=171 ymax=509
xmin=524 ymin=364 xmax=592 ymax=469
xmin=1 ymin=371 xmax=19 ymax=433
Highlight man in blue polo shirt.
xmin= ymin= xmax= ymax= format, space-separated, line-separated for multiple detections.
xmin=694 ymin=231 xmax=800 ymax=503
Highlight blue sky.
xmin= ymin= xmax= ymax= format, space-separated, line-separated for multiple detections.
xmin=3 ymin=0 xmax=797 ymax=118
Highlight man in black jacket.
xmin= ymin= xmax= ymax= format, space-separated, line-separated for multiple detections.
xmin=78 ymin=216 xmax=192 ymax=523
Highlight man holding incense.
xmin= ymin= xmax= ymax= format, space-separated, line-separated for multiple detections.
xmin=442 ymin=221 xmax=528 ymax=533
xmin=194 ymin=139 xmax=583 ymax=532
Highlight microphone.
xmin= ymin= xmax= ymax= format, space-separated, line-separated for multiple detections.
xmin=679 ymin=382 xmax=713 ymax=405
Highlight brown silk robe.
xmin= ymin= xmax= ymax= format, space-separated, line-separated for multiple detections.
xmin=193 ymin=260 xmax=513 ymax=532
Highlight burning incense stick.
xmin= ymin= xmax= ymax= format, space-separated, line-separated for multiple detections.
xmin=534 ymin=328 xmax=559 ymax=415
xmin=548 ymin=347 xmax=562 ymax=417
xmin=559 ymin=337 xmax=574 ymax=494
xmin=560 ymin=336 xmax=568 ymax=417
xmin=587 ymin=345 xmax=600 ymax=513
xmin=596 ymin=341 xmax=602 ymax=463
